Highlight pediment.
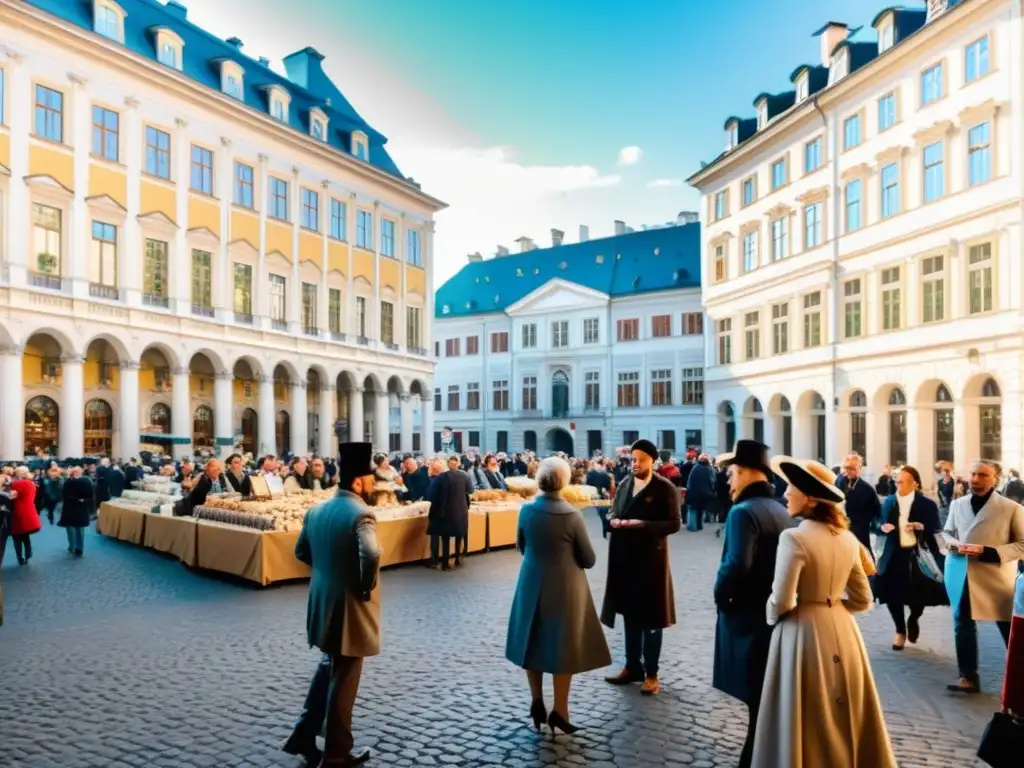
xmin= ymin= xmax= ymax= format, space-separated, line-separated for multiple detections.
xmin=24 ymin=173 xmax=74 ymax=196
xmin=228 ymin=237 xmax=258 ymax=256
xmin=86 ymin=193 xmax=127 ymax=215
xmin=188 ymin=226 xmax=220 ymax=243
xmin=138 ymin=210 xmax=178 ymax=229
xmin=505 ymin=278 xmax=609 ymax=316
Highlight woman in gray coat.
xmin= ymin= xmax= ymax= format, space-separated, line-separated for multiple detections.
xmin=505 ymin=457 xmax=611 ymax=735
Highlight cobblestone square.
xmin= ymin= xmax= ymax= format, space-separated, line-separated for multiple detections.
xmin=0 ymin=515 xmax=1008 ymax=767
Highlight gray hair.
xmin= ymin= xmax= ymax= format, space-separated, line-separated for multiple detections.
xmin=537 ymin=457 xmax=571 ymax=493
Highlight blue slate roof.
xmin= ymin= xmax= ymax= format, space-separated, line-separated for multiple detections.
xmin=27 ymin=0 xmax=406 ymax=180
xmin=435 ymin=224 xmax=701 ymax=319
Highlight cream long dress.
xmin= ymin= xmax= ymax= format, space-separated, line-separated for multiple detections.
xmin=752 ymin=519 xmax=896 ymax=768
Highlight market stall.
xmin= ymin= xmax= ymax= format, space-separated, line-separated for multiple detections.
xmin=97 ymin=501 xmax=148 ymax=545
xmin=142 ymin=513 xmax=198 ymax=567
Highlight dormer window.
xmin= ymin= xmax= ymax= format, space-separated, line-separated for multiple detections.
xmin=310 ymin=107 xmax=328 ymax=142
xmin=795 ymin=74 xmax=809 ymax=103
xmin=756 ymin=102 xmax=768 ymax=130
xmin=153 ymin=28 xmax=184 ymax=71
xmin=264 ymin=85 xmax=291 ymax=123
xmin=351 ymin=130 xmax=368 ymax=161
xmin=725 ymin=121 xmax=739 ymax=150
xmin=828 ymin=50 xmax=849 ymax=84
xmin=94 ymin=1 xmax=126 ymax=43
xmin=878 ymin=22 xmax=894 ymax=52
xmin=220 ymin=60 xmax=245 ymax=101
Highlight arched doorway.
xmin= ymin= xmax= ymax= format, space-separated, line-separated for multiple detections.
xmin=810 ymin=393 xmax=826 ymax=463
xmin=743 ymin=397 xmax=764 ymax=443
xmin=545 ymin=427 xmax=573 ymax=455
xmin=719 ymin=402 xmax=736 ymax=452
xmin=240 ymin=408 xmax=258 ymax=454
xmin=276 ymin=410 xmax=291 ymax=457
xmin=887 ymin=387 xmax=908 ymax=466
xmin=551 ymin=371 xmax=569 ymax=419
xmin=848 ymin=390 xmax=867 ymax=458
xmin=25 ymin=396 xmax=59 ymax=456
xmin=193 ymin=405 xmax=214 ymax=449
xmin=524 ymin=430 xmax=537 ymax=453
xmin=978 ymin=377 xmax=1001 ymax=462
xmin=84 ymin=398 xmax=113 ymax=456
xmin=307 ymin=370 xmax=321 ymax=454
xmin=934 ymin=383 xmax=954 ymax=464
xmin=144 ymin=403 xmax=172 ymax=454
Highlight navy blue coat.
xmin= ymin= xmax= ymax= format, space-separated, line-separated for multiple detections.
xmin=712 ymin=481 xmax=794 ymax=706
xmin=837 ymin=475 xmax=882 ymax=554
xmin=425 ymin=469 xmax=472 ymax=537
xmin=874 ymin=493 xmax=947 ymax=607
xmin=685 ymin=462 xmax=716 ymax=509
xmin=59 ymin=477 xmax=95 ymax=528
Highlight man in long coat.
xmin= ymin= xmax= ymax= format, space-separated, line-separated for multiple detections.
xmin=837 ymin=453 xmax=881 ymax=558
xmin=602 ymin=439 xmax=681 ymax=696
xmin=712 ymin=440 xmax=793 ymax=768
xmin=425 ymin=454 xmax=473 ymax=569
xmin=943 ymin=459 xmax=1024 ymax=693
xmin=284 ymin=442 xmax=380 ymax=767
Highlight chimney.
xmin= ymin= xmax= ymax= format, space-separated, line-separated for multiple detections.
xmin=550 ymin=228 xmax=564 ymax=247
xmin=226 ymin=37 xmax=243 ymax=51
xmin=579 ymin=224 xmax=590 ymax=243
xmin=614 ymin=220 xmax=627 ymax=236
xmin=283 ymin=47 xmax=328 ymax=91
xmin=495 ymin=245 xmax=510 ymax=257
xmin=816 ymin=22 xmax=849 ymax=67
xmin=515 ymin=236 xmax=536 ymax=253
xmin=164 ymin=1 xmax=188 ymax=20
xmin=467 ymin=252 xmax=483 ymax=263
xmin=258 ymin=56 xmax=271 ymax=66
xmin=676 ymin=211 xmax=699 ymax=225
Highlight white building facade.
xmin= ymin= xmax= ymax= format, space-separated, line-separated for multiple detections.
xmin=432 ymin=224 xmax=705 ymax=457
xmin=0 ymin=1 xmax=442 ymax=461
xmin=689 ymin=0 xmax=1021 ymax=478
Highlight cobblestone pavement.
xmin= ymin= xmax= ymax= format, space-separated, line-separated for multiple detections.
xmin=0 ymin=515 xmax=1008 ymax=767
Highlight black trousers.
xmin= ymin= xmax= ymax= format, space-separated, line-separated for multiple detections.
xmin=430 ymin=535 xmax=466 ymax=564
xmin=13 ymin=534 xmax=32 ymax=562
xmin=324 ymin=654 xmax=364 ymax=763
xmin=286 ymin=653 xmax=331 ymax=749
xmin=887 ymin=602 xmax=924 ymax=635
xmin=739 ymin=700 xmax=758 ymax=768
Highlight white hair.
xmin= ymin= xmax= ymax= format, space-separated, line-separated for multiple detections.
xmin=537 ymin=457 xmax=571 ymax=494
xmin=14 ymin=465 xmax=30 ymax=478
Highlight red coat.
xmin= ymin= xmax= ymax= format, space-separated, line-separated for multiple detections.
xmin=10 ymin=478 xmax=41 ymax=536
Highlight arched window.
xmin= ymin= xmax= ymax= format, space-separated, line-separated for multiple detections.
xmin=524 ymin=429 xmax=537 ymax=453
xmin=807 ymin=392 xmax=826 ymax=463
xmin=889 ymin=387 xmax=907 ymax=407
xmin=982 ymin=377 xmax=1001 ymax=398
xmin=849 ymin=390 xmax=867 ymax=408
xmin=276 ymin=410 xmax=291 ymax=457
xmin=149 ymin=403 xmax=171 ymax=431
xmin=848 ymin=390 xmax=867 ymax=458
xmin=935 ymin=384 xmax=954 ymax=463
xmin=84 ymin=399 xmax=113 ymax=456
xmin=720 ymin=402 xmax=736 ymax=452
xmin=936 ymin=384 xmax=953 ymax=402
xmin=887 ymin=388 xmax=907 ymax=465
xmin=241 ymin=408 xmax=258 ymax=454
xmin=551 ymin=371 xmax=569 ymax=419
xmin=25 ymin=396 xmax=59 ymax=456
xmin=193 ymin=405 xmax=214 ymax=448
xmin=979 ymin=377 xmax=1002 ymax=462
xmin=746 ymin=398 xmax=764 ymax=443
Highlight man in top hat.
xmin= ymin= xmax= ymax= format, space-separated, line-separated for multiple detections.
xmin=602 ymin=438 xmax=682 ymax=696
xmin=712 ymin=440 xmax=794 ymax=768
xmin=284 ymin=442 xmax=379 ymax=767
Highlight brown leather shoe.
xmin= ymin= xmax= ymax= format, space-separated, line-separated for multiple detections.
xmin=946 ymin=677 xmax=981 ymax=694
xmin=604 ymin=668 xmax=645 ymax=685
xmin=640 ymin=676 xmax=661 ymax=696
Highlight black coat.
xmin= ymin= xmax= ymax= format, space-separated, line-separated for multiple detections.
xmin=600 ymin=473 xmax=681 ymax=630
xmin=837 ymin=476 xmax=882 ymax=554
xmin=425 ymin=470 xmax=472 ymax=537
xmin=402 ymin=467 xmax=430 ymax=502
xmin=59 ymin=477 xmax=95 ymax=528
xmin=94 ymin=466 xmax=111 ymax=504
xmin=105 ymin=468 xmax=125 ymax=499
xmin=875 ymin=475 xmax=896 ymax=497
xmin=173 ymin=474 xmax=214 ymax=517
xmin=124 ymin=465 xmax=144 ymax=487
xmin=874 ymin=493 xmax=947 ymax=607
xmin=224 ymin=470 xmax=252 ymax=496
xmin=712 ymin=482 xmax=794 ymax=706
xmin=685 ymin=463 xmax=716 ymax=509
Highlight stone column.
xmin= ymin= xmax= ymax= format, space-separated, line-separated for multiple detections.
xmin=123 ymin=97 xmax=142 ymax=307
xmin=953 ymin=401 xmax=968 ymax=475
xmin=291 ymin=379 xmax=308 ymax=455
xmin=420 ymin=395 xmax=433 ymax=455
xmin=214 ymin=371 xmax=234 ymax=458
xmin=905 ymin=406 xmax=921 ymax=471
xmin=0 ymin=346 xmax=25 ymax=459
xmin=258 ymin=374 xmax=276 ymax=455
xmin=69 ymin=73 xmax=91 ymax=299
xmin=349 ymin=387 xmax=364 ymax=442
xmin=399 ymin=393 xmax=414 ymax=454
xmin=5 ymin=50 xmax=30 ymax=285
xmin=118 ymin=361 xmax=140 ymax=460
xmin=60 ymin=354 xmax=86 ymax=459
xmin=171 ymin=366 xmax=191 ymax=459
xmin=319 ymin=384 xmax=336 ymax=458
xmin=374 ymin=391 xmax=389 ymax=453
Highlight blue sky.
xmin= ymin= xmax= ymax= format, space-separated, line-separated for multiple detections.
xmin=188 ymin=0 xmax=897 ymax=284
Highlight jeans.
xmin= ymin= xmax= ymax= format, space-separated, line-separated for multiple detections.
xmin=66 ymin=526 xmax=85 ymax=553
xmin=624 ymin=620 xmax=663 ymax=678
xmin=686 ymin=507 xmax=704 ymax=532
xmin=954 ymin=582 xmax=1011 ymax=685
xmin=13 ymin=534 xmax=32 ymax=562
xmin=886 ymin=602 xmax=924 ymax=635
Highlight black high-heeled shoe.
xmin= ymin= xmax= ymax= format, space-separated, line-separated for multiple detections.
xmin=530 ymin=699 xmax=547 ymax=731
xmin=547 ymin=710 xmax=579 ymax=735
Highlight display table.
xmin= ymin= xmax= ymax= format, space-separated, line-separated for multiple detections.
xmin=142 ymin=513 xmax=198 ymax=567
xmin=377 ymin=515 xmax=432 ymax=567
xmin=467 ymin=511 xmax=487 ymax=553
xmin=97 ymin=502 xmax=147 ymax=545
xmin=486 ymin=506 xmax=520 ymax=549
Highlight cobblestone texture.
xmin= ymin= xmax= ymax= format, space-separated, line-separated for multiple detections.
xmin=0 ymin=515 xmax=1008 ymax=767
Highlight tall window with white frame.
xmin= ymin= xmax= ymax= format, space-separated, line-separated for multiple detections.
xmin=682 ymin=312 xmax=703 ymax=335
xmin=90 ymin=221 xmax=118 ymax=293
xmin=268 ymin=178 xmax=288 ymax=220
xmin=380 ymin=301 xmax=394 ymax=345
xmin=522 ymin=376 xmax=537 ymax=411
xmin=406 ymin=306 xmax=421 ymax=349
xmin=35 ymin=85 xmax=64 ymax=142
xmin=968 ymin=243 xmax=994 ymax=315
xmin=843 ymin=114 xmax=861 ymax=150
xmin=406 ymin=229 xmax=421 ymax=265
xmin=521 ymin=322 xmax=537 ymax=349
xmin=843 ymin=279 xmax=862 ymax=338
xmin=771 ymin=158 xmax=786 ymax=190
xmin=233 ymin=263 xmax=253 ymax=320
xmin=146 ymin=126 xmax=171 ymax=179
xmin=878 ymin=92 xmax=896 ymax=131
xmin=143 ymin=239 xmax=169 ymax=308
xmin=651 ymin=370 xmax=672 ymax=406
xmin=770 ymin=217 xmax=787 ymax=261
xmin=744 ymin=311 xmax=760 ymax=360
xmin=492 ymin=380 xmax=509 ymax=411
xmin=743 ymin=230 xmax=758 ymax=272
xmin=584 ymin=371 xmax=600 ymax=410
xmin=329 ymin=289 xmax=342 ymax=335
xmin=95 ymin=4 xmax=120 ymax=40
xmin=302 ymin=283 xmax=318 ymax=333
xmin=920 ymin=62 xmax=944 ymax=106
xmin=191 ymin=250 xmax=213 ymax=316
xmin=804 ymin=137 xmax=822 ymax=174
xmin=269 ymin=274 xmax=287 ymax=328
xmin=742 ymin=176 xmax=756 ymax=207
xmin=804 ymin=202 xmax=822 ymax=249
xmin=923 ymin=141 xmax=944 ymax=202
xmin=803 ymin=292 xmax=822 ymax=347
xmin=32 ymin=203 xmax=62 ymax=278
xmin=447 ymin=385 xmax=460 ymax=412
xmin=329 ymin=199 xmax=346 ymax=241
xmin=433 ymin=388 xmax=441 ymax=412
xmin=845 ymin=179 xmax=862 ymax=232
xmin=381 ymin=219 xmax=395 ymax=258
xmin=91 ymin=106 xmax=119 ymax=162
xmin=965 ymin=35 xmax=990 ymax=83
xmin=921 ymin=255 xmax=945 ymax=323
xmin=552 ymin=320 xmax=569 ymax=348
xmin=234 ymin=162 xmax=254 ymax=209
xmin=771 ymin=303 xmax=788 ymax=355
xmin=681 ymin=368 xmax=703 ymax=405
xmin=881 ymin=163 xmax=900 ymax=218
xmin=356 ymin=210 xmax=372 ymax=249
xmin=714 ymin=190 xmax=727 ymax=221
xmin=465 ymin=382 xmax=480 ymax=411
xmin=190 ymin=145 xmax=213 ymax=195
xmin=300 ymin=189 xmax=319 ymax=231
xmin=716 ymin=319 xmax=732 ymax=365
xmin=617 ymin=372 xmax=640 ymax=408
xmin=355 ymin=296 xmax=367 ymax=339
xmin=583 ymin=318 xmax=599 ymax=344
xmin=968 ymin=123 xmax=991 ymax=186
xmin=713 ymin=244 xmax=727 ymax=282
xmin=881 ymin=267 xmax=902 ymax=330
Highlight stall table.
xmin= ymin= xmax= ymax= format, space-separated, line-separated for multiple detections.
xmin=142 ymin=513 xmax=198 ymax=567
xmin=97 ymin=502 xmax=147 ymax=545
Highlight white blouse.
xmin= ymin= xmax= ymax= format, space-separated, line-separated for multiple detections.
xmin=896 ymin=492 xmax=917 ymax=548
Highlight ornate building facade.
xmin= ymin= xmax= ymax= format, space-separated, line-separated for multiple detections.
xmin=0 ymin=0 xmax=443 ymax=460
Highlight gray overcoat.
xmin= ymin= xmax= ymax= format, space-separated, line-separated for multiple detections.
xmin=505 ymin=494 xmax=611 ymax=675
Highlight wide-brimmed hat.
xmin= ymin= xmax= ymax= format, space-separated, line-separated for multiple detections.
xmin=716 ymin=440 xmax=772 ymax=476
xmin=770 ymin=456 xmax=844 ymax=504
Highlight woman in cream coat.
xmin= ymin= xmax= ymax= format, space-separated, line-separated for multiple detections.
xmin=753 ymin=457 xmax=896 ymax=768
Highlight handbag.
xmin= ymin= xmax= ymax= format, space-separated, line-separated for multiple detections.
xmin=915 ymin=545 xmax=944 ymax=584
xmin=978 ymin=711 xmax=1024 ymax=767
xmin=910 ymin=543 xmax=950 ymax=607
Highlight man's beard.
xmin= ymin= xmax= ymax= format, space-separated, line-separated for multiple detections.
xmin=632 ymin=469 xmax=651 ymax=480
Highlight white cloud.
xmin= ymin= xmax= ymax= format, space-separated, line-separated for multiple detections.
xmin=617 ymin=146 xmax=643 ymax=166
xmin=647 ymin=178 xmax=683 ymax=189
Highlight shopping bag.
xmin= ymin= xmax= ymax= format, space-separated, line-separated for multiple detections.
xmin=915 ymin=545 xmax=944 ymax=584
xmin=977 ymin=712 xmax=1024 ymax=767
